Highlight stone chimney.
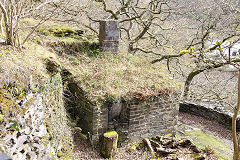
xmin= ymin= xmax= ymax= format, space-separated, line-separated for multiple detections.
xmin=99 ymin=20 xmax=119 ymax=53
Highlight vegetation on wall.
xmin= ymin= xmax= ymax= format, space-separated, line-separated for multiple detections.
xmin=0 ymin=43 xmax=74 ymax=159
xmin=1 ymin=0 xmax=239 ymax=159
xmin=35 ymin=23 xmax=181 ymax=103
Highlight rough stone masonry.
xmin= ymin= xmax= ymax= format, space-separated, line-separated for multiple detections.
xmin=99 ymin=20 xmax=119 ymax=53
xmin=66 ymin=82 xmax=179 ymax=144
xmin=114 ymin=95 xmax=179 ymax=143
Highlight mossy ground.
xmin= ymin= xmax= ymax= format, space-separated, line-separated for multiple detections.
xmin=177 ymin=126 xmax=232 ymax=160
xmin=186 ymin=130 xmax=232 ymax=160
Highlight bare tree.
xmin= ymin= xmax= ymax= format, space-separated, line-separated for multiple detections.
xmin=0 ymin=0 xmax=63 ymax=47
xmin=152 ymin=0 xmax=240 ymax=98
xmin=150 ymin=0 xmax=240 ymax=159
xmin=0 ymin=11 xmax=3 ymax=33
xmin=233 ymin=71 xmax=240 ymax=160
xmin=93 ymin=0 xmax=173 ymax=53
xmin=54 ymin=0 xmax=174 ymax=53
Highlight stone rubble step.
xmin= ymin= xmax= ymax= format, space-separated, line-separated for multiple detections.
xmin=0 ymin=38 xmax=5 ymax=44
xmin=0 ymin=153 xmax=12 ymax=160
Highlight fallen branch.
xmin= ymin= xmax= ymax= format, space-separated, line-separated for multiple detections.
xmin=143 ymin=138 xmax=154 ymax=155
xmin=156 ymin=147 xmax=176 ymax=154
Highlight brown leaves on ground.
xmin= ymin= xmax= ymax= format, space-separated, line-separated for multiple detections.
xmin=73 ymin=132 xmax=217 ymax=160
xmin=73 ymin=132 xmax=145 ymax=160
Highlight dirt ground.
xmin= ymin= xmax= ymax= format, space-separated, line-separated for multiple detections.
xmin=73 ymin=133 xmax=145 ymax=160
xmin=178 ymin=112 xmax=233 ymax=143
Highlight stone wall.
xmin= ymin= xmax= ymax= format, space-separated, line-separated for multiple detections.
xmin=66 ymin=83 xmax=109 ymax=142
xmin=66 ymin=83 xmax=94 ymax=134
xmin=179 ymin=102 xmax=240 ymax=131
xmin=1 ymin=93 xmax=51 ymax=160
xmin=118 ymin=95 xmax=179 ymax=143
xmin=92 ymin=104 xmax=109 ymax=140
xmin=1 ymin=73 xmax=74 ymax=159
xmin=66 ymin=83 xmax=179 ymax=144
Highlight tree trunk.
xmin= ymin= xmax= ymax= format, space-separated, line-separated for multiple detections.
xmin=232 ymin=71 xmax=240 ymax=160
xmin=0 ymin=2 xmax=14 ymax=45
xmin=182 ymin=61 xmax=240 ymax=100
xmin=0 ymin=14 xmax=3 ymax=33
xmin=182 ymin=68 xmax=205 ymax=99
xmin=100 ymin=131 xmax=118 ymax=158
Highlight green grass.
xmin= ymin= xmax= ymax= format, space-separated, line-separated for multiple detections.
xmin=184 ymin=130 xmax=232 ymax=160
xmin=60 ymin=52 xmax=181 ymax=102
xmin=1 ymin=19 xmax=182 ymax=104
xmin=33 ymin=23 xmax=182 ymax=102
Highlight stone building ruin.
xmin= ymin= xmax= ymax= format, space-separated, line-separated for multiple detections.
xmin=66 ymin=82 xmax=179 ymax=144
xmin=64 ymin=20 xmax=179 ymax=144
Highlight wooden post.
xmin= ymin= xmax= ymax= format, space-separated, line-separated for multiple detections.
xmin=100 ymin=131 xmax=118 ymax=158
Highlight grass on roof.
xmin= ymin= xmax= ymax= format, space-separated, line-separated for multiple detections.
xmin=60 ymin=51 xmax=181 ymax=101
xmin=0 ymin=19 xmax=181 ymax=102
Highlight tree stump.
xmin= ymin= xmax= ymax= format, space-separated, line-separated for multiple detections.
xmin=100 ymin=131 xmax=118 ymax=158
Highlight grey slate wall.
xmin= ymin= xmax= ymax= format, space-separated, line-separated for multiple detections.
xmin=124 ymin=95 xmax=178 ymax=142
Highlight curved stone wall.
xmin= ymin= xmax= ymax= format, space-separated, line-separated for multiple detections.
xmin=179 ymin=102 xmax=240 ymax=131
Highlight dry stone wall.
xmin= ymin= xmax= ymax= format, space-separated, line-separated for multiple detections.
xmin=179 ymin=102 xmax=240 ymax=131
xmin=66 ymin=83 xmax=179 ymax=144
xmin=65 ymin=83 xmax=109 ymax=142
xmin=92 ymin=105 xmax=108 ymax=140
xmin=66 ymin=83 xmax=94 ymax=134
xmin=2 ymin=93 xmax=50 ymax=160
xmin=0 ymin=73 xmax=74 ymax=159
xmin=110 ymin=95 xmax=179 ymax=144
xmin=126 ymin=96 xmax=178 ymax=142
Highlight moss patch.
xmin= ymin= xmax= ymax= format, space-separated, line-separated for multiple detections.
xmin=184 ymin=130 xmax=232 ymax=160
xmin=38 ymin=27 xmax=83 ymax=39
xmin=0 ymin=114 xmax=4 ymax=122
xmin=101 ymin=131 xmax=118 ymax=158
xmin=104 ymin=131 xmax=118 ymax=138
xmin=37 ymin=26 xmax=99 ymax=56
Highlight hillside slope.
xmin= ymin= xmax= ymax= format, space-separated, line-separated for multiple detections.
xmin=0 ymin=21 xmax=181 ymax=159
